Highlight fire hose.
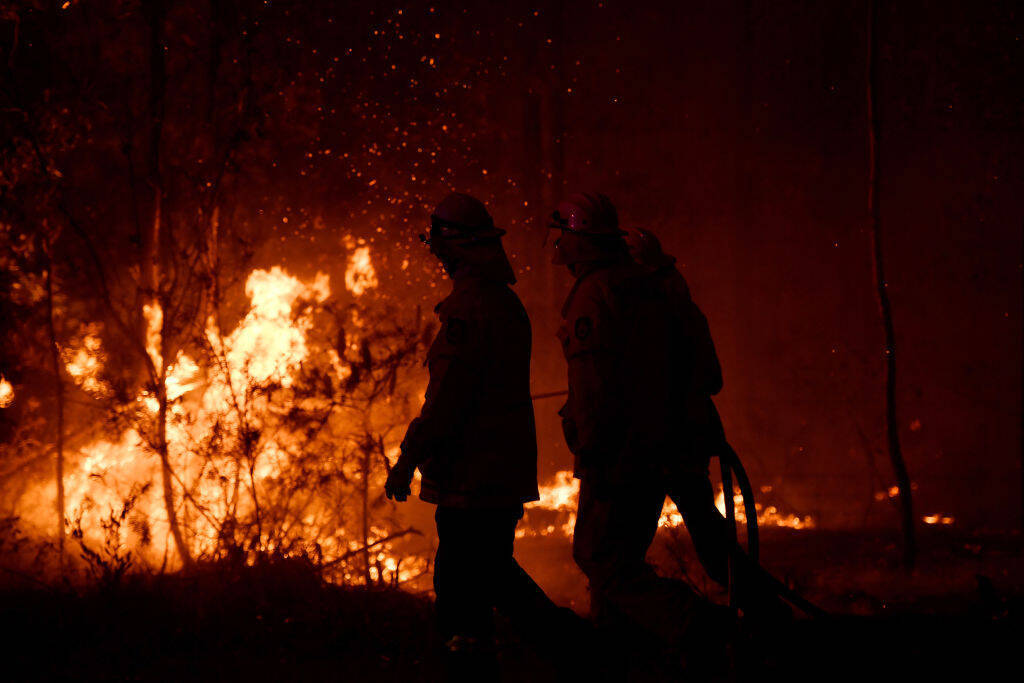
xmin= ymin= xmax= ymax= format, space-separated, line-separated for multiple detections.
xmin=716 ymin=439 xmax=827 ymax=618
xmin=717 ymin=441 xmax=757 ymax=599
xmin=708 ymin=401 xmax=828 ymax=619
xmin=532 ymin=388 xmax=827 ymax=619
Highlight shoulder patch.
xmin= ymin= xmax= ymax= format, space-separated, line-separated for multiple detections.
xmin=445 ymin=317 xmax=467 ymax=345
xmin=574 ymin=316 xmax=593 ymax=341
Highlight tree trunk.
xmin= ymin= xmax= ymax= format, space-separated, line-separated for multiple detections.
xmin=361 ymin=434 xmax=371 ymax=585
xmin=145 ymin=0 xmax=191 ymax=569
xmin=157 ymin=382 xmax=191 ymax=568
xmin=733 ymin=0 xmax=757 ymax=446
xmin=44 ymin=259 xmax=66 ymax=579
xmin=867 ymin=0 xmax=915 ymax=568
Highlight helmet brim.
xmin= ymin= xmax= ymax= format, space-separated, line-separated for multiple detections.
xmin=547 ymin=223 xmax=627 ymax=237
xmin=427 ymin=215 xmax=507 ymax=241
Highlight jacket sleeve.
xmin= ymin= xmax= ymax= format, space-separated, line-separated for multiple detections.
xmin=560 ymin=286 xmax=625 ymax=464
xmin=400 ymin=307 xmax=482 ymax=466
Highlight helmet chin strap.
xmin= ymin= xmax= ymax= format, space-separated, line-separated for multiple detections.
xmin=550 ymin=236 xmax=565 ymax=265
xmin=441 ymin=256 xmax=460 ymax=277
xmin=428 ymin=240 xmax=459 ymax=276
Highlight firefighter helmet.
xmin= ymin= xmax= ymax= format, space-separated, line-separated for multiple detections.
xmin=421 ymin=193 xmax=513 ymax=280
xmin=548 ymin=193 xmax=624 ymax=236
xmin=624 ymin=228 xmax=671 ymax=268
xmin=550 ymin=193 xmax=627 ymax=266
xmin=421 ymin=192 xmax=506 ymax=246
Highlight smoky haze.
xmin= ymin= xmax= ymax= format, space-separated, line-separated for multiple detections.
xmin=1 ymin=0 xmax=1020 ymax=576
xmin=352 ymin=0 xmax=1020 ymax=532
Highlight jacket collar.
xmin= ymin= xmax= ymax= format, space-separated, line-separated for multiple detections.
xmin=560 ymin=255 xmax=628 ymax=318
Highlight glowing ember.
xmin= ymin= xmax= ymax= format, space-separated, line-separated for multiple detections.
xmin=876 ymin=485 xmax=913 ymax=503
xmin=0 ymin=376 xmax=13 ymax=408
xmin=922 ymin=514 xmax=954 ymax=526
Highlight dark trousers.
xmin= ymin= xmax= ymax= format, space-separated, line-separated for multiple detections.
xmin=434 ymin=505 xmax=563 ymax=642
xmin=573 ymin=469 xmax=770 ymax=630
xmin=669 ymin=471 xmax=785 ymax=613
xmin=668 ymin=472 xmax=732 ymax=586
xmin=572 ymin=477 xmax=700 ymax=638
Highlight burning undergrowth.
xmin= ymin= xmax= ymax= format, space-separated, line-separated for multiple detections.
xmin=520 ymin=471 xmax=815 ymax=542
xmin=2 ymin=244 xmax=819 ymax=592
xmin=6 ymin=249 xmax=440 ymax=588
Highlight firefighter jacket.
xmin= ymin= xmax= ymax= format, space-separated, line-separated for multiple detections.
xmin=558 ymin=256 xmax=679 ymax=486
xmin=653 ymin=264 xmax=722 ymax=397
xmin=650 ymin=263 xmax=726 ymax=469
xmin=401 ymin=265 xmax=539 ymax=507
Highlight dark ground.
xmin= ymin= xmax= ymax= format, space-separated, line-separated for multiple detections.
xmin=2 ymin=527 xmax=1022 ymax=682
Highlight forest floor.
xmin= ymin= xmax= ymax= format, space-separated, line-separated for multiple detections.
xmin=2 ymin=526 xmax=1022 ymax=682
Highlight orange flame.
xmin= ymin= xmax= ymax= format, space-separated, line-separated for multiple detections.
xmin=20 ymin=258 xmax=426 ymax=585
xmin=63 ymin=328 xmax=107 ymax=396
xmin=520 ymin=471 xmax=578 ymax=538
xmin=711 ymin=488 xmax=815 ymax=530
xmin=0 ymin=376 xmax=13 ymax=408
xmin=523 ymin=470 xmax=814 ymax=538
xmin=344 ymin=239 xmax=378 ymax=297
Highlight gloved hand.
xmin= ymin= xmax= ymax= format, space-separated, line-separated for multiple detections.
xmin=384 ymin=457 xmax=415 ymax=502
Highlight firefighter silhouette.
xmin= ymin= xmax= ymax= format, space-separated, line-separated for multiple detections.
xmin=386 ymin=192 xmax=580 ymax=676
xmin=623 ymin=226 xmax=790 ymax=619
xmin=551 ymin=194 xmax=787 ymax=644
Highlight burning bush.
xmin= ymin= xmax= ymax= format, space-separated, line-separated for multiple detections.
xmin=7 ymin=258 xmax=435 ymax=588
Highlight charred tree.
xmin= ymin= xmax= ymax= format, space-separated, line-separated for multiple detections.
xmin=867 ymin=0 xmax=915 ymax=568
xmin=361 ymin=430 xmax=372 ymax=585
xmin=143 ymin=0 xmax=191 ymax=569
